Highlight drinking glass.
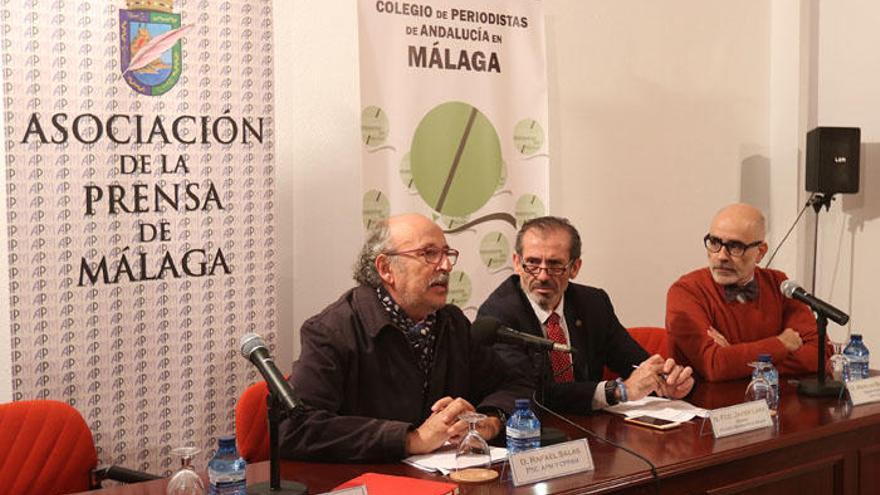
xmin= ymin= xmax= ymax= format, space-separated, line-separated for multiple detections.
xmin=829 ymin=341 xmax=850 ymax=382
xmin=455 ymin=412 xmax=492 ymax=471
xmin=745 ymin=361 xmax=776 ymax=415
xmin=166 ymin=446 xmax=205 ymax=495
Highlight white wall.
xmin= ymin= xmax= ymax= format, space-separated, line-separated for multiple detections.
xmin=813 ymin=0 xmax=880 ymax=355
xmin=275 ymin=0 xmax=363 ymax=369
xmin=544 ymin=0 xmax=774 ymax=327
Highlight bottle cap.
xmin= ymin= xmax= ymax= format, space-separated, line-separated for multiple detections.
xmin=757 ymin=354 xmax=771 ymax=362
xmin=514 ymin=398 xmax=530 ymax=409
xmin=851 ymin=334 xmax=862 ymax=340
xmin=218 ymin=435 xmax=236 ymax=448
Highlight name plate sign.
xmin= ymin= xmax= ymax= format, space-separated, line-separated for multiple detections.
xmin=709 ymin=400 xmax=773 ymax=438
xmin=509 ymin=438 xmax=594 ymax=487
xmin=847 ymin=376 xmax=880 ymax=406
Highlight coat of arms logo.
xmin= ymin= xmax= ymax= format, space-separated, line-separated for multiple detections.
xmin=119 ymin=0 xmax=191 ymax=96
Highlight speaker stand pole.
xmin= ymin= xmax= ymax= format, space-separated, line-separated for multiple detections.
xmin=808 ymin=193 xmax=835 ymax=293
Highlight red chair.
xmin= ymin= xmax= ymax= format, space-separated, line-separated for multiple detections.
xmin=0 ymin=400 xmax=97 ymax=494
xmin=604 ymin=326 xmax=670 ymax=380
xmin=0 ymin=400 xmax=158 ymax=495
xmin=235 ymin=380 xmax=272 ymax=462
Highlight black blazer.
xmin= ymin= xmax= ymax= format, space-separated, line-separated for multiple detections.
xmin=477 ymin=275 xmax=648 ymax=414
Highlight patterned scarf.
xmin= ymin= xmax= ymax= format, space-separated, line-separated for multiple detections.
xmin=376 ymin=286 xmax=438 ymax=390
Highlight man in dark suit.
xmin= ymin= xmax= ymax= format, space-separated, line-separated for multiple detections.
xmin=478 ymin=216 xmax=693 ymax=414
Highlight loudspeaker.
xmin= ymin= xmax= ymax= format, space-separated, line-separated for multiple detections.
xmin=806 ymin=126 xmax=860 ymax=194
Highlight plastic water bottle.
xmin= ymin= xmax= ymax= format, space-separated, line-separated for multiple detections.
xmin=506 ymin=399 xmax=540 ymax=454
xmin=753 ymin=354 xmax=779 ymax=411
xmin=207 ymin=436 xmax=246 ymax=495
xmin=844 ymin=334 xmax=870 ymax=381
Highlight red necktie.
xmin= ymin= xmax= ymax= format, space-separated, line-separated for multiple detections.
xmin=546 ymin=312 xmax=574 ymax=382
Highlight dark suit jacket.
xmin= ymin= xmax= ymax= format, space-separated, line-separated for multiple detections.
xmin=478 ymin=275 xmax=649 ymax=414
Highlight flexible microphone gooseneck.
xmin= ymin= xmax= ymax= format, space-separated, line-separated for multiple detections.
xmin=471 ymin=317 xmax=574 ymax=353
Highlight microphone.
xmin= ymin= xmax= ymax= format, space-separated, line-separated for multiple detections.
xmin=471 ymin=317 xmax=574 ymax=353
xmin=780 ymin=280 xmax=849 ymax=325
xmin=239 ymin=333 xmax=301 ymax=411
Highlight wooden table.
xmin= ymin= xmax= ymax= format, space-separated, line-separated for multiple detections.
xmin=77 ymin=377 xmax=880 ymax=494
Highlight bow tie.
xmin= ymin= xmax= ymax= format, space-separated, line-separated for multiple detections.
xmin=724 ymin=280 xmax=758 ymax=303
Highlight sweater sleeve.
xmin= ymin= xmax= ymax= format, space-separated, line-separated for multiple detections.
xmin=666 ymin=280 xmax=789 ymax=382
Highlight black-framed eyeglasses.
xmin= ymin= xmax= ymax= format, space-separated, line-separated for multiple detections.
xmin=520 ymin=259 xmax=574 ymax=277
xmin=384 ymin=246 xmax=460 ymax=266
xmin=703 ymin=234 xmax=763 ymax=257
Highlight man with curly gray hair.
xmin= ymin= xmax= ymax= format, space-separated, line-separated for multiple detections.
xmin=281 ymin=213 xmax=529 ymax=462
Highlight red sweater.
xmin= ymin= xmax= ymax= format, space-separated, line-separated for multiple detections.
xmin=666 ymin=267 xmax=823 ymax=382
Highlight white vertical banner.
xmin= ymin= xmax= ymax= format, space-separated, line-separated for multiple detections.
xmin=358 ymin=0 xmax=549 ymax=317
xmin=1 ymin=0 xmax=276 ymax=474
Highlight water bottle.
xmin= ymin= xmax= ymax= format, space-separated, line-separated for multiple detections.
xmin=506 ymin=399 xmax=540 ymax=454
xmin=843 ymin=334 xmax=870 ymax=381
xmin=207 ymin=436 xmax=246 ymax=495
xmin=753 ymin=354 xmax=779 ymax=411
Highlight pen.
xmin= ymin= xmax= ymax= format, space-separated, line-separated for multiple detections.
xmin=632 ymin=364 xmax=669 ymax=381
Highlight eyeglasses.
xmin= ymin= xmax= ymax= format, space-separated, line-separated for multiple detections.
xmin=703 ymin=234 xmax=763 ymax=257
xmin=384 ymin=246 xmax=459 ymax=266
xmin=520 ymin=260 xmax=574 ymax=277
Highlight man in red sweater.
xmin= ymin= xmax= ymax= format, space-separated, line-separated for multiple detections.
xmin=666 ymin=203 xmax=824 ymax=381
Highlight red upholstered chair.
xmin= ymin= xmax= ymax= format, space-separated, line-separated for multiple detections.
xmin=235 ymin=380 xmax=272 ymax=462
xmin=0 ymin=399 xmax=98 ymax=495
xmin=0 ymin=399 xmax=159 ymax=495
xmin=603 ymin=326 xmax=670 ymax=380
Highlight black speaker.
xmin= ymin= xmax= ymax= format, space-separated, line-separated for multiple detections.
xmin=806 ymin=126 xmax=860 ymax=194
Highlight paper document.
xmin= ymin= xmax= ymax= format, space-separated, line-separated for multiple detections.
xmin=403 ymin=446 xmax=508 ymax=475
xmin=605 ymin=396 xmax=709 ymax=422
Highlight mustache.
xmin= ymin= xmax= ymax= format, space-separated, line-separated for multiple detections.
xmin=530 ymin=280 xmax=556 ymax=289
xmin=430 ymin=273 xmax=449 ymax=286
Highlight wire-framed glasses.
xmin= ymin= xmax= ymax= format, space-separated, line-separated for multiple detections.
xmin=520 ymin=259 xmax=574 ymax=276
xmin=703 ymin=234 xmax=762 ymax=257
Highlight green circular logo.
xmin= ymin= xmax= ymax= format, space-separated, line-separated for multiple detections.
xmin=361 ymin=106 xmax=389 ymax=147
xmin=513 ymin=118 xmax=545 ymax=155
xmin=447 ymin=270 xmax=472 ymax=307
xmin=515 ymin=194 xmax=545 ymax=227
xmin=362 ymin=189 xmax=390 ymax=229
xmin=480 ymin=232 xmax=510 ymax=269
xmin=399 ymin=152 xmax=416 ymax=192
xmin=410 ymin=101 xmax=502 ymax=217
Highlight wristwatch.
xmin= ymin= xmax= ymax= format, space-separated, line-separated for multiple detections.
xmin=616 ymin=378 xmax=629 ymax=403
xmin=604 ymin=380 xmax=619 ymax=406
xmin=482 ymin=407 xmax=507 ymax=425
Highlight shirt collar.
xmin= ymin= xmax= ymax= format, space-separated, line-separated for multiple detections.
xmin=525 ymin=290 xmax=565 ymax=325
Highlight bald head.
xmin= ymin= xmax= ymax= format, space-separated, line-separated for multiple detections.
xmin=385 ymin=213 xmax=443 ymax=250
xmin=711 ymin=203 xmax=766 ymax=241
xmin=705 ymin=203 xmax=768 ymax=286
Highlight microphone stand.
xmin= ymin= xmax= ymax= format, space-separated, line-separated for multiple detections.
xmin=533 ymin=348 xmax=568 ymax=446
xmin=246 ymin=393 xmax=307 ymax=495
xmin=797 ymin=313 xmax=844 ymax=397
